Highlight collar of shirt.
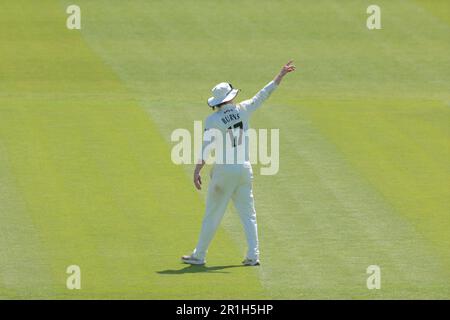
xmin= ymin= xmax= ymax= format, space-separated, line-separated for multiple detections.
xmin=219 ymin=103 xmax=235 ymax=111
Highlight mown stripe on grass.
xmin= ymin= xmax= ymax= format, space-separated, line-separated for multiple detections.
xmin=0 ymin=143 xmax=54 ymax=299
xmin=249 ymin=101 xmax=449 ymax=298
xmin=0 ymin=0 xmax=266 ymax=298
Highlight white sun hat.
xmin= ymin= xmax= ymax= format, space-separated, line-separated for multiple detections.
xmin=207 ymin=82 xmax=239 ymax=107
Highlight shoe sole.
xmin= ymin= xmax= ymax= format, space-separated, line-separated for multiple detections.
xmin=181 ymin=259 xmax=205 ymax=265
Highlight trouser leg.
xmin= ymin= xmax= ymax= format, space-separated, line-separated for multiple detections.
xmin=232 ymin=172 xmax=259 ymax=260
xmin=193 ymin=170 xmax=234 ymax=260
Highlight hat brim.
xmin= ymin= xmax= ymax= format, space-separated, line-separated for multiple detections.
xmin=208 ymin=88 xmax=239 ymax=107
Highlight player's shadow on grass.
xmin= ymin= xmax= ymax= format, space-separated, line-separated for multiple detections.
xmin=157 ymin=264 xmax=246 ymax=274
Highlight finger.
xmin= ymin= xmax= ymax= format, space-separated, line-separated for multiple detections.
xmin=286 ymin=60 xmax=294 ymax=66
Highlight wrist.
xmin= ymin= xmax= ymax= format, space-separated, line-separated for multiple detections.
xmin=194 ymin=164 xmax=203 ymax=174
xmin=274 ymin=73 xmax=284 ymax=85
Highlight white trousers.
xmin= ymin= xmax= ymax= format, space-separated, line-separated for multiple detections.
xmin=193 ymin=163 xmax=259 ymax=260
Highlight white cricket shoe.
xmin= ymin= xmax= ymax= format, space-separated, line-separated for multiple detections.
xmin=242 ymin=258 xmax=260 ymax=266
xmin=181 ymin=254 xmax=206 ymax=265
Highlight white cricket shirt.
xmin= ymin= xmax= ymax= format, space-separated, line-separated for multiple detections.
xmin=200 ymin=80 xmax=278 ymax=165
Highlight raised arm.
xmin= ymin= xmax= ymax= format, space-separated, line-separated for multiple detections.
xmin=240 ymin=60 xmax=296 ymax=113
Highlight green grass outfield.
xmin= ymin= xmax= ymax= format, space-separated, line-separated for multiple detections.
xmin=0 ymin=0 xmax=449 ymax=299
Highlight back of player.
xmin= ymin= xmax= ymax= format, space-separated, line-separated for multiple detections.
xmin=202 ymin=80 xmax=278 ymax=166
